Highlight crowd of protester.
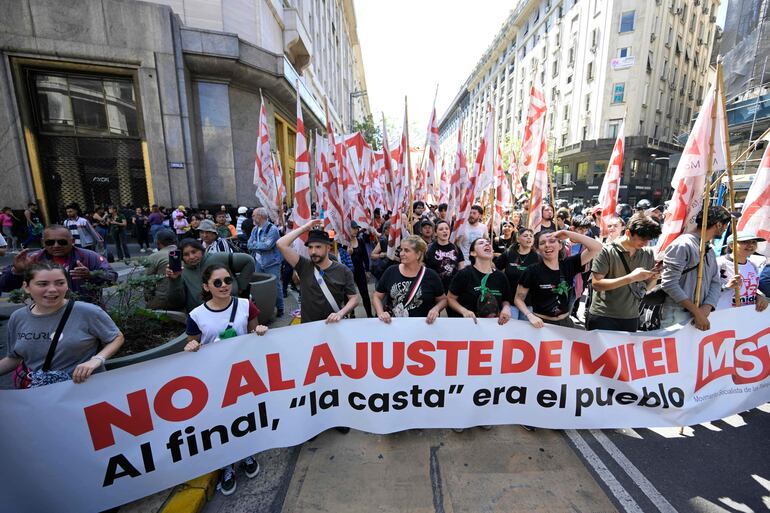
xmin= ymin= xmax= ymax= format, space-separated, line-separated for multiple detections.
xmin=1 ymin=196 xmax=768 ymax=496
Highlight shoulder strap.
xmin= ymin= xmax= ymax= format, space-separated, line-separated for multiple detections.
xmin=612 ymin=245 xmax=633 ymax=275
xmin=226 ymin=298 xmax=238 ymax=329
xmin=42 ymin=300 xmax=75 ymax=372
xmin=402 ymin=266 xmax=426 ymax=309
xmin=314 ymin=266 xmax=340 ymax=312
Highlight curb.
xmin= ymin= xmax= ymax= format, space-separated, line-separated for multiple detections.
xmin=160 ymin=472 xmax=219 ymax=513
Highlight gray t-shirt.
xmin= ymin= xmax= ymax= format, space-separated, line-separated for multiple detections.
xmin=294 ymin=256 xmax=357 ymax=323
xmin=7 ymin=301 xmax=120 ymax=374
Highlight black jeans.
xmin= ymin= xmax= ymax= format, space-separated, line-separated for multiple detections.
xmin=586 ymin=314 xmax=638 ymax=332
xmin=353 ymin=270 xmax=373 ymax=318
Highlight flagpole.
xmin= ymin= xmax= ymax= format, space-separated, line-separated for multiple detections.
xmin=405 ymin=96 xmax=415 ymax=234
xmin=694 ymin=66 xmax=721 ymax=308
xmin=716 ymin=62 xmax=741 ymax=307
xmin=708 ymin=125 xmax=770 ymax=191
xmin=417 ymin=84 xmax=439 ymax=177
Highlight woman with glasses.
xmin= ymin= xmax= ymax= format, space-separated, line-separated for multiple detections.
xmin=717 ymin=232 xmax=769 ymax=312
xmin=184 ymin=264 xmax=267 ymax=496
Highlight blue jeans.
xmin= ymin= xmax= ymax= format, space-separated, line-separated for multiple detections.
xmin=509 ymin=304 xmax=532 ymax=321
xmin=255 ymin=261 xmax=284 ymax=314
xmin=150 ymin=224 xmax=164 ymax=248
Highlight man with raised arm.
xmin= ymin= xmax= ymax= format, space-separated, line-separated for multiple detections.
xmin=277 ymin=219 xmax=359 ymax=324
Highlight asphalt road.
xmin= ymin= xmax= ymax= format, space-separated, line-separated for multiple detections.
xmin=566 ymin=407 xmax=770 ymax=513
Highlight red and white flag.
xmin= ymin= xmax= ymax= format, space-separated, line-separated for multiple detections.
xmin=493 ymin=144 xmax=512 ymax=235
xmin=597 ymin=121 xmax=625 ymax=236
xmin=313 ymin=131 xmax=324 ymax=211
xmin=438 ymin=156 xmax=449 ymax=205
xmin=387 ymin=111 xmax=409 ymax=259
xmin=453 ymin=108 xmax=494 ymax=242
xmin=509 ymin=146 xmax=525 ymax=199
xmin=322 ymin=122 xmax=346 ymax=242
xmin=291 ymin=90 xmax=311 ymax=232
xmin=253 ymin=97 xmax=278 ymax=218
xmin=656 ymin=82 xmax=728 ymax=254
xmin=426 ymin=105 xmax=440 ymax=203
xmin=737 ymin=135 xmax=770 ymax=252
xmin=473 ymin=106 xmax=496 ymax=198
xmin=522 ymin=79 xmax=549 ymax=232
xmin=272 ymin=153 xmax=286 ymax=223
xmin=447 ymin=123 xmax=467 ymax=224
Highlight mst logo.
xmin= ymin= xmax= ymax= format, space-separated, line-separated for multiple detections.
xmin=695 ymin=327 xmax=770 ymax=392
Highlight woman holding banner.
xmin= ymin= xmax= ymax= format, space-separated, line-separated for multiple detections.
xmin=0 ymin=262 xmax=124 ymax=388
xmin=374 ymin=235 xmax=446 ymax=324
xmin=184 ymin=264 xmax=268 ymax=496
xmin=424 ymin=220 xmax=465 ymax=296
xmin=495 ymin=228 xmax=540 ymax=320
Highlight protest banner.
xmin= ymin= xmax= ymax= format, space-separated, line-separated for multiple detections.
xmin=1 ymin=309 xmax=769 ymax=512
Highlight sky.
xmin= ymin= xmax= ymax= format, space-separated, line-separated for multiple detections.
xmin=355 ymin=1 xmax=729 ymax=141
xmin=355 ymin=0 xmax=514 ymax=139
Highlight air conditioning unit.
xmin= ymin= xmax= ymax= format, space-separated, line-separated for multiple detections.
xmin=710 ymin=15 xmax=717 ymax=22
xmin=675 ymin=8 xmax=682 ymax=15
xmin=650 ymin=33 xmax=657 ymax=42
xmin=702 ymin=5 xmax=709 ymax=13
xmin=688 ymin=92 xmax=694 ymax=100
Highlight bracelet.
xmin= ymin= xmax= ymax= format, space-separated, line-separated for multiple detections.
xmin=91 ymin=355 xmax=106 ymax=365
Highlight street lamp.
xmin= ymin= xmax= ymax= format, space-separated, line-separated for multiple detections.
xmin=349 ymin=90 xmax=368 ymax=132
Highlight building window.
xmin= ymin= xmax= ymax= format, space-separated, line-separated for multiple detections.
xmin=608 ymin=119 xmax=622 ymax=138
xmin=585 ymin=93 xmax=591 ymax=111
xmin=563 ymin=105 xmax=569 ymax=121
xmin=552 ymin=58 xmax=559 ymax=77
xmin=587 ymin=61 xmax=594 ymax=80
xmin=631 ymin=159 xmax=640 ymax=177
xmin=562 ymin=164 xmax=571 ymax=184
xmin=618 ymin=47 xmax=631 ymax=58
xmin=619 ymin=11 xmax=635 ymax=33
xmin=577 ymin=161 xmax=588 ymax=181
xmin=611 ymin=83 xmax=625 ymax=104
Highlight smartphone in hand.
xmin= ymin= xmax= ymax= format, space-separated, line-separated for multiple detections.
xmin=168 ymin=250 xmax=182 ymax=272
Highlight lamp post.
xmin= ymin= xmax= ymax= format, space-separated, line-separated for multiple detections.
xmin=349 ymin=90 xmax=367 ymax=132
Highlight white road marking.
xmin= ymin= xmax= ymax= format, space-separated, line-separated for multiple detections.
xmin=590 ymin=430 xmax=678 ymax=513
xmin=564 ymin=430 xmax=645 ymax=513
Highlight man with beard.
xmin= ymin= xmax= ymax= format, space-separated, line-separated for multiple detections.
xmin=277 ymin=219 xmax=359 ymax=324
xmin=456 ymin=205 xmax=488 ymax=265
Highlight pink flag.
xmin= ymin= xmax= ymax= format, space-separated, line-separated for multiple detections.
xmin=656 ymin=82 xmax=727 ymax=254
xmin=522 ymin=79 xmax=549 ymax=232
xmin=737 ymin=137 xmax=770 ymax=245
xmin=292 ymin=91 xmax=311 ymax=232
xmin=253 ymin=98 xmax=278 ymax=217
xmin=597 ymin=121 xmax=624 ymax=236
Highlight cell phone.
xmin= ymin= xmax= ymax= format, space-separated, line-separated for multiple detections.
xmin=168 ymin=250 xmax=182 ymax=272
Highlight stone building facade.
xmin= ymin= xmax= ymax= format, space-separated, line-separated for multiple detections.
xmin=438 ymin=0 xmax=720 ymax=206
xmin=0 ymin=0 xmax=369 ymax=222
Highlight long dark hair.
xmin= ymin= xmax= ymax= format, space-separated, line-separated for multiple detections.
xmin=506 ymin=227 xmax=534 ymax=256
xmin=201 ymin=264 xmax=233 ymax=301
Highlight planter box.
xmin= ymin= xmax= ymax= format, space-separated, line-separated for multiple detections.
xmin=106 ymin=310 xmax=187 ymax=370
xmin=250 ymin=272 xmax=277 ymax=324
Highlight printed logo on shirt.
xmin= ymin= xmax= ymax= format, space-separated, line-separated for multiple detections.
xmin=17 ymin=331 xmax=51 ymax=341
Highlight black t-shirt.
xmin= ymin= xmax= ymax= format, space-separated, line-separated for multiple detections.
xmin=449 ymin=266 xmax=511 ymax=318
xmin=375 ymin=265 xmax=445 ymax=317
xmin=519 ymin=253 xmax=583 ymax=317
xmin=539 ymin=221 xmax=557 ymax=234
xmin=495 ymin=248 xmax=541 ymax=293
xmin=493 ymin=236 xmax=514 ymax=255
xmin=425 ymin=242 xmax=465 ymax=293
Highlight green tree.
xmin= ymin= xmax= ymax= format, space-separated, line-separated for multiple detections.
xmin=352 ymin=115 xmax=382 ymax=150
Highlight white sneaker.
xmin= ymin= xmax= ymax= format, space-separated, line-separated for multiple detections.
xmin=140 ymin=248 xmax=146 ymax=253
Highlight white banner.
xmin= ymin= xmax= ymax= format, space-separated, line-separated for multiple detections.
xmin=2 ymin=309 xmax=770 ymax=512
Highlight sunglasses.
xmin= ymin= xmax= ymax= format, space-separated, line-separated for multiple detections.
xmin=44 ymin=239 xmax=70 ymax=247
xmin=212 ymin=276 xmax=234 ymax=288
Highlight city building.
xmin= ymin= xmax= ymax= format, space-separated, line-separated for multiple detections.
xmin=438 ymin=0 xmax=721 ymax=206
xmin=0 ymin=0 xmax=369 ymax=223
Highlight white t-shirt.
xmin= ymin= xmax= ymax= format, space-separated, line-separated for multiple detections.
xmin=186 ymin=298 xmax=257 ymax=346
xmin=458 ymin=222 xmax=488 ymax=264
xmin=716 ymin=257 xmax=761 ymax=310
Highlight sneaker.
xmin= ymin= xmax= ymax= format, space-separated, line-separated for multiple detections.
xmin=276 ymin=310 xmax=284 ymax=318
xmin=243 ymin=456 xmax=260 ymax=478
xmin=218 ymin=466 xmax=236 ymax=495
xmin=140 ymin=248 xmax=146 ymax=253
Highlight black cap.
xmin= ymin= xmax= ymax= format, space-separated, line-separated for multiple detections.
xmin=305 ymin=229 xmax=332 ymax=246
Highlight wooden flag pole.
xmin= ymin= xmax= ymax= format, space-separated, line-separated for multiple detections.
xmin=405 ymin=96 xmax=415 ymax=234
xmin=716 ymin=63 xmax=741 ymax=307
xmin=708 ymin=125 xmax=770 ymax=192
xmin=488 ymin=106 xmax=497 ymax=236
xmin=694 ymin=71 xmax=721 ymax=307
